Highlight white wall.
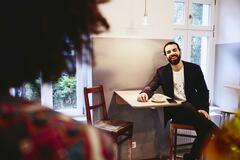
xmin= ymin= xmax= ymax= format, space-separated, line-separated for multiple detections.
xmin=98 ymin=0 xmax=173 ymax=39
xmin=214 ymin=44 xmax=240 ymax=109
xmin=213 ymin=0 xmax=240 ymax=110
xmin=216 ymin=0 xmax=240 ymax=44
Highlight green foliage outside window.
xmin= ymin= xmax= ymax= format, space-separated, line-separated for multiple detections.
xmin=174 ymin=35 xmax=184 ymax=51
xmin=192 ymin=3 xmax=203 ymax=26
xmin=191 ymin=36 xmax=201 ymax=65
xmin=53 ymin=74 xmax=77 ymax=109
xmin=22 ymin=78 xmax=41 ymax=101
xmin=174 ymin=2 xmax=184 ymax=24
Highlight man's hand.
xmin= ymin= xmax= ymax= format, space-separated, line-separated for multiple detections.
xmin=137 ymin=93 xmax=149 ymax=102
xmin=198 ymin=109 xmax=211 ymax=120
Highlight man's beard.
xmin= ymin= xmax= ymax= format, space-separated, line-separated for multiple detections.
xmin=167 ymin=54 xmax=181 ymax=65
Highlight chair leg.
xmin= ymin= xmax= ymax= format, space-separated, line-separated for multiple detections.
xmin=113 ymin=143 xmax=118 ymax=160
xmin=170 ymin=125 xmax=174 ymax=160
xmin=128 ymin=138 xmax=132 ymax=160
xmin=201 ymin=150 xmax=206 ymax=160
xmin=219 ymin=113 xmax=223 ymax=126
xmin=173 ymin=128 xmax=177 ymax=160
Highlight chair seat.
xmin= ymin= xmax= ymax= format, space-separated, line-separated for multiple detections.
xmin=94 ymin=120 xmax=133 ymax=137
xmin=171 ymin=122 xmax=195 ymax=130
xmin=94 ymin=119 xmax=133 ymax=146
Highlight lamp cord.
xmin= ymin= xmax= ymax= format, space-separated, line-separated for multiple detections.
xmin=144 ymin=0 xmax=147 ymax=16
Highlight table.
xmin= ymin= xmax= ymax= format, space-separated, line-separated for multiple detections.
xmin=114 ymin=90 xmax=182 ymax=159
xmin=115 ymin=90 xmax=181 ymax=109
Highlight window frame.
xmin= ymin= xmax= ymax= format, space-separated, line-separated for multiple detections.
xmin=173 ymin=0 xmax=216 ymax=103
xmin=173 ymin=0 xmax=215 ymax=31
xmin=40 ymin=52 xmax=92 ymax=118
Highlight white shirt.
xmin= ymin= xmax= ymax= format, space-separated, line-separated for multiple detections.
xmin=173 ymin=67 xmax=186 ymax=101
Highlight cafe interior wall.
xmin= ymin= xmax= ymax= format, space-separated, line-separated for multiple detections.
xmin=97 ymin=0 xmax=173 ymax=39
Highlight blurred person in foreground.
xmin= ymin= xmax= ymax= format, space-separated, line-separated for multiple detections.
xmin=0 ymin=0 xmax=114 ymax=159
xmin=206 ymin=111 xmax=240 ymax=160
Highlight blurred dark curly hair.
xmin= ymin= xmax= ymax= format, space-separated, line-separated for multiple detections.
xmin=0 ymin=0 xmax=109 ymax=93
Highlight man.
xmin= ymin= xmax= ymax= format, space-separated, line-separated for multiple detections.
xmin=137 ymin=41 xmax=218 ymax=160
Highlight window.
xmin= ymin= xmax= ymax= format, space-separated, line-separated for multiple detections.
xmin=11 ymin=35 xmax=92 ymax=121
xmin=173 ymin=0 xmax=215 ymax=30
xmin=191 ymin=3 xmax=210 ymax=26
xmin=174 ymin=31 xmax=212 ymax=73
xmin=51 ymin=50 xmax=79 ymax=116
xmin=174 ymin=1 xmax=185 ymax=25
xmin=173 ymin=0 xmax=216 ymax=100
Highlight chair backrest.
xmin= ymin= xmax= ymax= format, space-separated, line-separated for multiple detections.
xmin=84 ymin=85 xmax=108 ymax=125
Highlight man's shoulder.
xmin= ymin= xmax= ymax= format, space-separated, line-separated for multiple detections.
xmin=183 ymin=61 xmax=200 ymax=69
xmin=157 ymin=63 xmax=171 ymax=71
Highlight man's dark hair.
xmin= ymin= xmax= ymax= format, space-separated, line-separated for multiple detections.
xmin=0 ymin=0 xmax=110 ymax=93
xmin=163 ymin=41 xmax=181 ymax=55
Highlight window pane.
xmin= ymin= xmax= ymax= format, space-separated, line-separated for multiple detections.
xmin=174 ymin=35 xmax=184 ymax=51
xmin=22 ymin=79 xmax=41 ymax=102
xmin=10 ymin=78 xmax=41 ymax=102
xmin=190 ymin=36 xmax=208 ymax=65
xmin=53 ymin=73 xmax=77 ymax=110
xmin=174 ymin=1 xmax=185 ymax=25
xmin=191 ymin=3 xmax=210 ymax=26
xmin=53 ymin=51 xmax=77 ymax=110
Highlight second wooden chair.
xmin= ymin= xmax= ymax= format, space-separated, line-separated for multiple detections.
xmin=84 ymin=85 xmax=133 ymax=160
xmin=169 ymin=122 xmax=197 ymax=160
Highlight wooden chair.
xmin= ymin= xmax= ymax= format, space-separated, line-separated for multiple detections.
xmin=84 ymin=85 xmax=133 ymax=160
xmin=169 ymin=122 xmax=197 ymax=160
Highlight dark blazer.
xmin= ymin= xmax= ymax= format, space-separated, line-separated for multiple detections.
xmin=142 ymin=61 xmax=209 ymax=125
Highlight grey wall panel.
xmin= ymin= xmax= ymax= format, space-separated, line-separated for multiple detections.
xmin=214 ymin=43 xmax=240 ymax=109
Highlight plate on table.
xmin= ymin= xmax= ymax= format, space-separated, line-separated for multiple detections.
xmin=151 ymin=94 xmax=166 ymax=103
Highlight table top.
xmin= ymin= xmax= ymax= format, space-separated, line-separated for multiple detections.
xmin=115 ymin=90 xmax=182 ymax=109
xmin=224 ymin=84 xmax=240 ymax=91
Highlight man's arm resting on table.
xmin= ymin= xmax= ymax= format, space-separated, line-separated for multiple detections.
xmin=140 ymin=69 xmax=162 ymax=100
xmin=137 ymin=93 xmax=148 ymax=102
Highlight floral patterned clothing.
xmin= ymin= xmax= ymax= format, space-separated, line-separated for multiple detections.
xmin=0 ymin=99 xmax=114 ymax=160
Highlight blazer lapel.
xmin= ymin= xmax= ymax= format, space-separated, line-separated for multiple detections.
xmin=165 ymin=64 xmax=174 ymax=97
xmin=183 ymin=61 xmax=190 ymax=99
